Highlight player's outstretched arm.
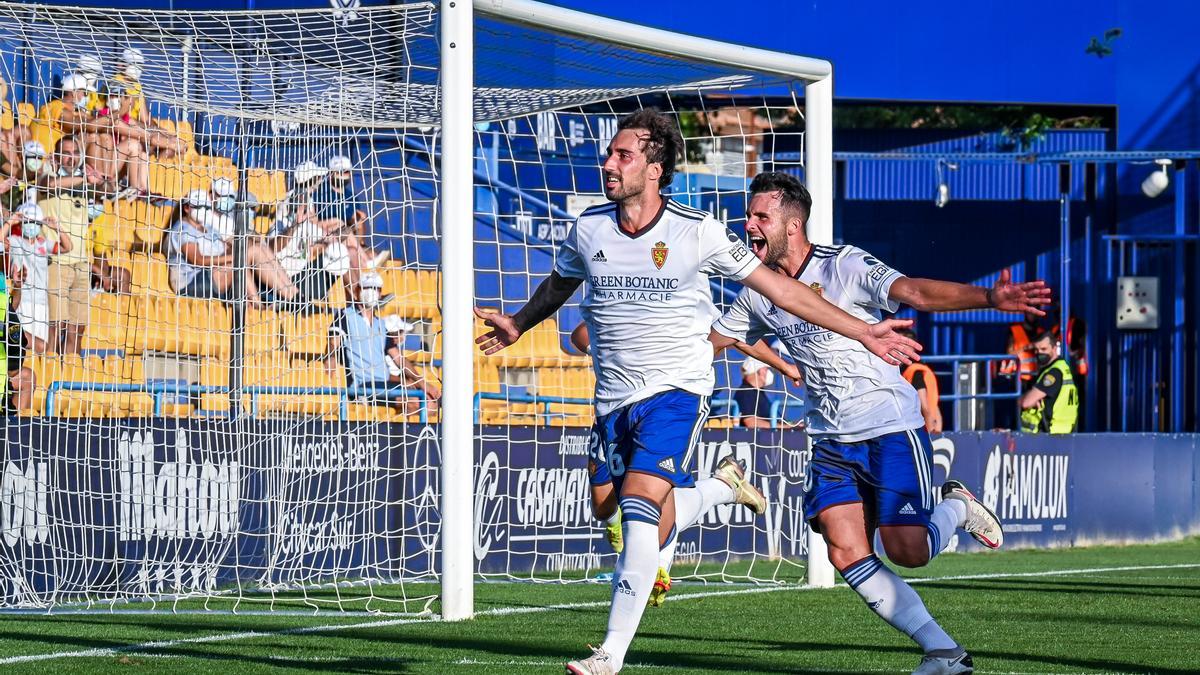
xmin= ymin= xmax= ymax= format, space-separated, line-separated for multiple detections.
xmin=740 ymin=267 xmax=922 ymax=365
xmin=709 ymin=330 xmax=802 ymax=386
xmin=474 ymin=271 xmax=583 ymax=354
xmin=889 ymin=268 xmax=1052 ymax=314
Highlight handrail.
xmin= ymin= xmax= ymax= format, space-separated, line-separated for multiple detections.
xmin=46 ymin=381 xmax=427 ymax=422
xmin=769 ymin=398 xmax=805 ymax=429
xmin=473 ymin=392 xmax=592 ymax=423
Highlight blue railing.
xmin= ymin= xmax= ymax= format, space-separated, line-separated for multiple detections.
xmin=46 ymin=382 xmax=428 ymax=422
xmin=472 ymin=392 xmax=592 ymax=423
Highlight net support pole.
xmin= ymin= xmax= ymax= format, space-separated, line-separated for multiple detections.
xmin=804 ymin=73 xmax=836 ymax=589
xmin=439 ymin=0 xmax=476 ymax=621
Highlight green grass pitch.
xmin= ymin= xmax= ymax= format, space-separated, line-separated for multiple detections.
xmin=1 ymin=538 xmax=1197 ymax=673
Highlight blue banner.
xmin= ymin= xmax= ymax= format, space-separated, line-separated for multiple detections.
xmin=2 ymin=421 xmax=1198 ymax=607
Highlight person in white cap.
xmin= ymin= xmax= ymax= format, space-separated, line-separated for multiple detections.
xmin=313 ymin=153 xmax=389 ymax=268
xmin=1 ymin=202 xmax=71 ymax=353
xmin=383 ymin=314 xmax=441 ymax=414
xmin=76 ymin=54 xmax=105 ymax=112
xmin=208 ymin=177 xmax=237 ymax=242
xmin=166 ymin=188 xmax=298 ymax=306
xmin=112 ymin=47 xmax=146 ymax=123
xmin=0 ymin=141 xmax=48 ymax=207
xmin=326 ymin=273 xmax=432 ymax=416
xmin=87 ymin=82 xmax=152 ymax=198
xmin=733 ymin=356 xmax=778 ymax=429
xmin=269 ymin=160 xmax=374 ymax=305
xmin=39 ymin=73 xmax=94 ymax=144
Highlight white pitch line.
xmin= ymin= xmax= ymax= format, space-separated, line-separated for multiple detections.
xmin=1 ymin=562 xmax=1197 ymax=666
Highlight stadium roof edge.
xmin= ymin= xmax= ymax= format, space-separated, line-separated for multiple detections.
xmin=474 ymin=0 xmax=832 ymax=82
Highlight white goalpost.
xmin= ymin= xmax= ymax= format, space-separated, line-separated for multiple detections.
xmin=447 ymin=0 xmax=837 ymax=614
xmin=0 ymin=0 xmax=833 ymax=615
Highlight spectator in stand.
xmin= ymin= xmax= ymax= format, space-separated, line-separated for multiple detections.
xmin=33 ymin=73 xmax=94 ymax=155
xmin=384 ymin=314 xmax=441 ymax=414
xmin=898 ymin=328 xmax=943 ymax=434
xmin=734 ymin=357 xmax=778 ymax=429
xmin=2 ymin=203 xmax=71 ymax=354
xmin=0 ymin=73 xmax=31 ymax=175
xmin=0 ymin=141 xmax=47 ymax=211
xmin=88 ymin=82 xmax=151 ymax=198
xmin=111 ymin=47 xmax=185 ymax=160
xmin=2 ymin=256 xmax=33 ymax=412
xmin=209 ymin=177 xmax=237 ymax=242
xmin=75 ymin=54 xmax=105 ymax=112
xmin=167 ymin=189 xmax=298 ymax=307
xmin=326 ymin=273 xmax=435 ymax=416
xmin=313 ymin=154 xmax=388 ymax=269
xmin=39 ymin=137 xmax=98 ymax=355
xmin=272 ymin=160 xmax=374 ymax=304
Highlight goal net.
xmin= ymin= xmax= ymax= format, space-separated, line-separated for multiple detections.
xmin=0 ymin=0 xmax=832 ymax=614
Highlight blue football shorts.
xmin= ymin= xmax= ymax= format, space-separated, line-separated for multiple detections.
xmin=587 ymin=389 xmax=710 ymax=490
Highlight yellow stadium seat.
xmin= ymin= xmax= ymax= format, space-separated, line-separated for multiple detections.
xmin=81 ymin=293 xmax=132 ymax=354
xmin=128 ymin=253 xmax=171 ymax=297
xmin=245 ymin=308 xmax=283 ymax=358
xmin=149 ymin=163 xmax=187 ymax=200
xmin=247 ymin=168 xmax=286 ymax=206
xmin=180 ymin=299 xmax=231 ymax=357
xmin=283 ymin=311 xmax=333 ymax=356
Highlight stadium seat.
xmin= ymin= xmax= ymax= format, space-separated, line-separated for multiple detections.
xmin=149 ymin=163 xmax=187 ymax=200
xmin=129 ymin=253 xmax=172 ymax=297
xmin=247 ymin=167 xmax=286 ymax=206
xmin=283 ymin=311 xmax=333 ymax=355
xmin=245 ymin=308 xmax=283 ymax=357
xmin=81 ymin=293 xmax=132 ymax=354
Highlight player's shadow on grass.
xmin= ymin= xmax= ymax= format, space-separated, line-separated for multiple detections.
xmin=643 ymin=631 xmax=1200 ymax=675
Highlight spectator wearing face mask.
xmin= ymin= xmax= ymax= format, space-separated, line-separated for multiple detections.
xmin=88 ymin=83 xmax=150 ymax=199
xmin=383 ymin=315 xmax=441 ymax=415
xmin=75 ymin=53 xmax=105 ymax=113
xmin=0 ymin=141 xmax=47 ymax=211
xmin=167 ymin=189 xmax=298 ymax=307
xmin=1 ymin=202 xmax=71 ymax=354
xmin=111 ymin=47 xmax=185 ymax=160
xmin=326 ymin=273 xmax=421 ymax=414
xmin=33 ymin=73 xmax=95 ymax=156
xmin=312 ymin=154 xmax=387 ymax=269
xmin=272 ymin=161 xmax=373 ymax=304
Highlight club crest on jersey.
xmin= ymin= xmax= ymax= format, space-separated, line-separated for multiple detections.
xmin=809 ymin=282 xmax=824 ymax=296
xmin=651 ymin=241 xmax=668 ymax=269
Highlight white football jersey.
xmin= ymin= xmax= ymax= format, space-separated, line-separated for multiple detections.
xmin=555 ymin=199 xmax=760 ymax=416
xmin=712 ymin=244 xmax=925 ymax=442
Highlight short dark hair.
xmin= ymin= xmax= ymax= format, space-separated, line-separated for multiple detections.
xmin=617 ymin=109 xmax=682 ymax=189
xmin=749 ymin=171 xmax=812 ymax=229
xmin=1034 ymin=330 xmax=1056 ymax=344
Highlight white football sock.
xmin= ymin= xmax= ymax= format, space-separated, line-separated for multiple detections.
xmin=673 ymin=478 xmax=735 ymax=532
xmin=927 ymin=498 xmax=966 ymax=560
xmin=600 ymin=496 xmax=661 ymax=670
xmin=841 ymin=555 xmax=959 ymax=654
xmin=658 ymin=522 xmax=677 ymax=571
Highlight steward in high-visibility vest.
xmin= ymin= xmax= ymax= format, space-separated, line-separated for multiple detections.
xmin=902 ymin=361 xmax=941 ymax=434
xmin=1000 ymin=318 xmax=1040 ymax=384
xmin=1019 ymin=333 xmax=1079 ymax=434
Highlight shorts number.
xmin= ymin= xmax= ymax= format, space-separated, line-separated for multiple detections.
xmin=800 ymin=448 xmax=814 ymax=493
xmin=608 ymin=451 xmax=626 ymax=478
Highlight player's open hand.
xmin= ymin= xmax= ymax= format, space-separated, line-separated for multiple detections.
xmin=474 ymin=307 xmax=522 ymax=354
xmin=992 ymin=268 xmax=1052 ymax=315
xmin=862 ymin=318 xmax=922 ymax=366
